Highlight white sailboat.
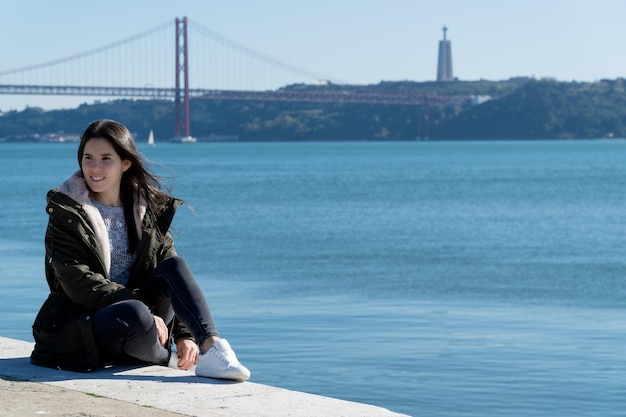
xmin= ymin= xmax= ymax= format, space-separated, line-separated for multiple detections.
xmin=147 ymin=130 xmax=155 ymax=146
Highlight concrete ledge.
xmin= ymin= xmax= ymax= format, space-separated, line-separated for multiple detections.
xmin=0 ymin=336 xmax=410 ymax=417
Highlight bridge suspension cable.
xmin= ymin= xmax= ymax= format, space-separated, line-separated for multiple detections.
xmin=0 ymin=21 xmax=172 ymax=77
xmin=0 ymin=20 xmax=174 ymax=90
xmin=187 ymin=19 xmax=345 ymax=84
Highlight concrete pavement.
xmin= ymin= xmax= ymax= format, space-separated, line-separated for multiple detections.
xmin=0 ymin=336 xmax=411 ymax=417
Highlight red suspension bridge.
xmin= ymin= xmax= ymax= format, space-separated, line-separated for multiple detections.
xmin=0 ymin=17 xmax=469 ymax=137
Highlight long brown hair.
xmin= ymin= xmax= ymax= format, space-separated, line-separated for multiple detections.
xmin=78 ymin=119 xmax=170 ymax=252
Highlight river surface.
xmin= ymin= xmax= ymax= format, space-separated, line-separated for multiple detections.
xmin=2 ymin=140 xmax=626 ymax=417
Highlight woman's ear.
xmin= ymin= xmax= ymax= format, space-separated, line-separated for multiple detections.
xmin=123 ymin=160 xmax=132 ymax=172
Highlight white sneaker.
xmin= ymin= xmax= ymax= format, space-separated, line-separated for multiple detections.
xmin=195 ymin=339 xmax=250 ymax=381
xmin=166 ymin=352 xmax=197 ymax=372
xmin=167 ymin=352 xmax=180 ymax=369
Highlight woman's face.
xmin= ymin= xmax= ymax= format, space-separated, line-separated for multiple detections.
xmin=81 ymin=137 xmax=131 ymax=206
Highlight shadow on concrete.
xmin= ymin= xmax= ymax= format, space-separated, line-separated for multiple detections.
xmin=0 ymin=356 xmax=241 ymax=385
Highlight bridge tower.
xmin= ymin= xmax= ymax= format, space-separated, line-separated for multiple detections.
xmin=436 ymin=26 xmax=454 ymax=82
xmin=174 ymin=17 xmax=191 ymax=137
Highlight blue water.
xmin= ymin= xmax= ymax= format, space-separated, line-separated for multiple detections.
xmin=2 ymin=140 xmax=626 ymax=417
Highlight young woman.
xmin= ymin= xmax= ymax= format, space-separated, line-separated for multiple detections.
xmin=31 ymin=119 xmax=250 ymax=381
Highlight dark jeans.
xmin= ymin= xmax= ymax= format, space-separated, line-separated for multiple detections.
xmin=93 ymin=256 xmax=219 ymax=366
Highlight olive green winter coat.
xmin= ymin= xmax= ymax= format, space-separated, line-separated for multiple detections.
xmin=31 ymin=171 xmax=190 ymax=372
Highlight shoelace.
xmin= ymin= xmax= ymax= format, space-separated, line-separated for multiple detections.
xmin=211 ymin=347 xmax=240 ymax=366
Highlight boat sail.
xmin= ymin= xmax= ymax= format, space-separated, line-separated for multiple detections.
xmin=148 ymin=130 xmax=155 ymax=146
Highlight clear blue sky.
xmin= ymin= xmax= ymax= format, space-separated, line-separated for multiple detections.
xmin=0 ymin=0 xmax=624 ymax=110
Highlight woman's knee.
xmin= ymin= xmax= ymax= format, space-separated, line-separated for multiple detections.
xmin=157 ymin=256 xmax=192 ymax=278
xmin=159 ymin=255 xmax=188 ymax=270
xmin=95 ymin=300 xmax=153 ymax=330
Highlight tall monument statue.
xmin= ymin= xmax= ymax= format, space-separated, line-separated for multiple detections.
xmin=436 ymin=26 xmax=454 ymax=81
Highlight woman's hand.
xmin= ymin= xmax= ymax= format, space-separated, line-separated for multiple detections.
xmin=175 ymin=338 xmax=199 ymax=370
xmin=153 ymin=315 xmax=169 ymax=346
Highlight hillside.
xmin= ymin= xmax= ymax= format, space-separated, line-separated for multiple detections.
xmin=432 ymin=78 xmax=626 ymax=139
xmin=1 ymin=78 xmax=625 ymax=141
